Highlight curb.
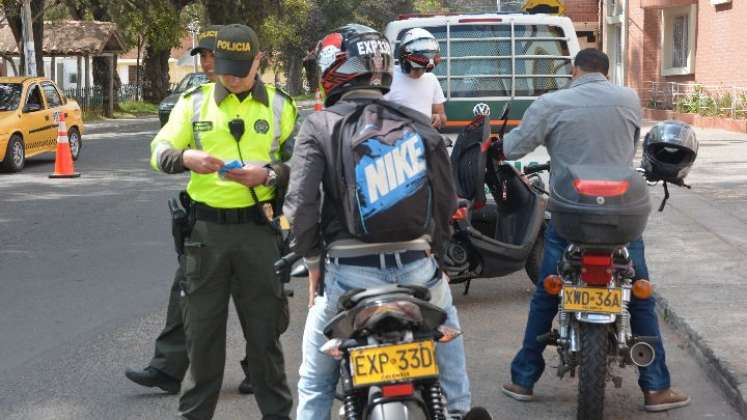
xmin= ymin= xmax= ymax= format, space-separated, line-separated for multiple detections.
xmin=84 ymin=116 xmax=159 ymax=134
xmin=655 ymin=292 xmax=747 ymax=418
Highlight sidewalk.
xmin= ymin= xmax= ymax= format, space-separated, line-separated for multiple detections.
xmin=84 ymin=116 xmax=159 ymax=134
xmin=641 ymin=123 xmax=747 ymax=417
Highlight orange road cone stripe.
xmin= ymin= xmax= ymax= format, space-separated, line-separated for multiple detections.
xmin=314 ymin=88 xmax=322 ymax=112
xmin=49 ymin=113 xmax=80 ymax=178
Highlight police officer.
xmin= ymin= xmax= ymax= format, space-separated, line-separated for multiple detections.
xmin=126 ymin=25 xmax=257 ymax=396
xmin=149 ymin=24 xmax=295 ymax=420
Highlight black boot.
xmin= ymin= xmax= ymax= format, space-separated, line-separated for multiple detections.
xmin=463 ymin=407 xmax=492 ymax=420
xmin=124 ymin=366 xmax=180 ymax=394
xmin=238 ymin=359 xmax=254 ymax=395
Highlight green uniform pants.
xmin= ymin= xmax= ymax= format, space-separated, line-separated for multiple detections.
xmin=179 ymin=219 xmax=292 ymax=420
xmin=149 ymin=257 xmax=275 ymax=382
xmin=149 ymin=258 xmax=190 ymax=380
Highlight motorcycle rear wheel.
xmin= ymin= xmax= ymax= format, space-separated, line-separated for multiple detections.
xmin=577 ymin=323 xmax=609 ymax=420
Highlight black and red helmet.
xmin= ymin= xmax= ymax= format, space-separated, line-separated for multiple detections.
xmin=316 ymin=24 xmax=393 ymax=106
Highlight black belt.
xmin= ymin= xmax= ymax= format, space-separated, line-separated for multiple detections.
xmin=193 ymin=203 xmax=262 ymax=224
xmin=333 ymin=251 xmax=428 ymax=268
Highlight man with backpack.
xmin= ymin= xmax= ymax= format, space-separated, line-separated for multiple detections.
xmin=284 ymin=24 xmax=471 ymax=419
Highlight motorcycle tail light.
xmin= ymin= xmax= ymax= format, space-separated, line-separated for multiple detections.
xmin=581 ymin=253 xmax=613 ymax=286
xmin=382 ymin=383 xmax=415 ymax=398
xmin=437 ymin=325 xmax=463 ymax=343
xmin=452 ymin=207 xmax=468 ymax=221
xmin=573 ymin=179 xmax=629 ymax=197
xmin=632 ymin=279 xmax=653 ymax=299
xmin=319 ymin=338 xmax=344 ymax=360
xmin=543 ymin=275 xmax=563 ymax=295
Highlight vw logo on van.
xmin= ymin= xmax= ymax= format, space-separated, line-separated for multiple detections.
xmin=473 ymin=103 xmax=491 ymax=117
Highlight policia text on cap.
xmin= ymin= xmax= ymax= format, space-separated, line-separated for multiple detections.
xmin=149 ymin=24 xmax=296 ymax=420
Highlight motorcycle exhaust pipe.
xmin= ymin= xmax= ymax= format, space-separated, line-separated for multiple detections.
xmin=629 ymin=341 xmax=656 ymax=367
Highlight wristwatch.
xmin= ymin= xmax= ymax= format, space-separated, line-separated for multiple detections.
xmin=264 ymin=166 xmax=277 ymax=187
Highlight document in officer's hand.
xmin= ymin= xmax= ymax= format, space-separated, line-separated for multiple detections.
xmin=219 ymin=160 xmax=243 ymax=177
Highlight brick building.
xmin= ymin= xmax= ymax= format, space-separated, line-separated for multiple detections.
xmin=564 ymin=0 xmax=602 ymax=49
xmin=601 ymin=0 xmax=747 ymax=100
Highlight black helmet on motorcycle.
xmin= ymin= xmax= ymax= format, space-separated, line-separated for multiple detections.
xmin=316 ymin=24 xmax=393 ymax=107
xmin=641 ymin=120 xmax=698 ymax=183
xmin=399 ymin=28 xmax=441 ymax=74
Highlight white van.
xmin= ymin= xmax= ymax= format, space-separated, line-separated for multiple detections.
xmin=384 ymin=13 xmax=580 ymax=131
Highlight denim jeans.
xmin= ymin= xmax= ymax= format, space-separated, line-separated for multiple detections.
xmin=510 ymin=224 xmax=671 ymax=392
xmin=296 ymin=256 xmax=471 ymax=420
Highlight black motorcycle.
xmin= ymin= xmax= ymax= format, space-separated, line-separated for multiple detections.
xmin=538 ymin=160 xmax=695 ymax=420
xmin=274 ymin=255 xmax=491 ymax=420
xmin=444 ymin=103 xmax=549 ymax=293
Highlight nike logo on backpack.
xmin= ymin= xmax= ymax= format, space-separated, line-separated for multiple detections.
xmin=362 ymin=135 xmax=426 ymax=204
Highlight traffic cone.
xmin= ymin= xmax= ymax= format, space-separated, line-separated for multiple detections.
xmin=314 ymin=88 xmax=322 ymax=112
xmin=49 ymin=113 xmax=80 ymax=178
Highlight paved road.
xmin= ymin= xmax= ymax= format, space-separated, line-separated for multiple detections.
xmin=0 ymin=118 xmax=740 ymax=419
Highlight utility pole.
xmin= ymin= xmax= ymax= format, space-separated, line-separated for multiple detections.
xmin=187 ymin=20 xmax=200 ymax=73
xmin=21 ymin=0 xmax=37 ymax=76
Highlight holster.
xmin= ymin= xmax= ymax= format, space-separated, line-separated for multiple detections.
xmin=169 ymin=191 xmax=195 ymax=256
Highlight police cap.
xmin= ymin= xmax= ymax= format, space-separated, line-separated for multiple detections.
xmin=214 ymin=24 xmax=260 ymax=77
xmin=190 ymin=25 xmax=222 ymax=56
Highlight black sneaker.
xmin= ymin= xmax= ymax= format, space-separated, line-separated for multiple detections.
xmin=124 ymin=366 xmax=180 ymax=394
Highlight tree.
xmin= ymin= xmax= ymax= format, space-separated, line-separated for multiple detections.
xmin=111 ymin=0 xmax=187 ymax=103
xmin=261 ymin=0 xmax=314 ymax=95
xmin=353 ymin=0 xmax=415 ymax=32
xmin=2 ymin=0 xmax=46 ymax=76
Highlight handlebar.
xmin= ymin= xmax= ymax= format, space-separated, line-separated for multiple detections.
xmin=523 ymin=162 xmax=550 ymax=175
xmin=274 ymin=252 xmax=301 ymax=274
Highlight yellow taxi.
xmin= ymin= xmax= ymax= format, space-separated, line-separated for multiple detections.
xmin=0 ymin=77 xmax=84 ymax=172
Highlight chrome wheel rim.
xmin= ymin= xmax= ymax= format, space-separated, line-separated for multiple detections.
xmin=11 ymin=140 xmax=23 ymax=167
xmin=69 ymin=131 xmax=80 ymax=158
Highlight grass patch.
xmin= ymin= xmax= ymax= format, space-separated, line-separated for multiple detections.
xmin=83 ymin=110 xmax=104 ymax=121
xmin=293 ymin=93 xmax=315 ymax=102
xmin=119 ymin=100 xmax=159 ymax=114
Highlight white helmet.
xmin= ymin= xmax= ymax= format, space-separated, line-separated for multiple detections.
xmin=399 ymin=28 xmax=441 ymax=73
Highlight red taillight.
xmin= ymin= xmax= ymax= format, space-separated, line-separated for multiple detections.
xmin=458 ymin=18 xmax=503 ymax=23
xmin=573 ymin=180 xmax=629 ymax=197
xmin=382 ymin=383 xmax=415 ymax=398
xmin=581 ymin=253 xmax=613 ymax=286
xmin=452 ymin=207 xmax=468 ymax=221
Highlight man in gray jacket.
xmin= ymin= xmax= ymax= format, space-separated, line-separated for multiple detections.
xmin=499 ymin=48 xmax=690 ymax=412
xmin=284 ymin=24 xmax=472 ymax=419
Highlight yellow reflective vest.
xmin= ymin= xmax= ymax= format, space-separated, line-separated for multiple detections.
xmin=150 ymin=80 xmax=297 ymax=208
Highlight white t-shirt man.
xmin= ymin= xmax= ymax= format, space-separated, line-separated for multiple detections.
xmin=385 ymin=66 xmax=447 ymax=128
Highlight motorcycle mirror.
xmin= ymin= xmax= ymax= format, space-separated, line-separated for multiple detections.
xmin=498 ymin=102 xmax=511 ymax=120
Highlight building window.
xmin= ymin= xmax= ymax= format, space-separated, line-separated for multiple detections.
xmin=128 ymin=65 xmax=143 ymax=84
xmin=661 ymin=5 xmax=696 ymax=76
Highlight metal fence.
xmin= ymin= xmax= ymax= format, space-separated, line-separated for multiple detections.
xmin=63 ymin=86 xmax=104 ymax=112
xmin=62 ymin=83 xmax=159 ymax=112
xmin=118 ymin=83 xmax=144 ymax=102
xmin=644 ymin=81 xmax=747 ymax=119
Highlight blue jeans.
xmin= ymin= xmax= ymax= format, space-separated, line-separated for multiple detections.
xmin=297 ymin=256 xmax=471 ymax=420
xmin=510 ymin=224 xmax=671 ymax=392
